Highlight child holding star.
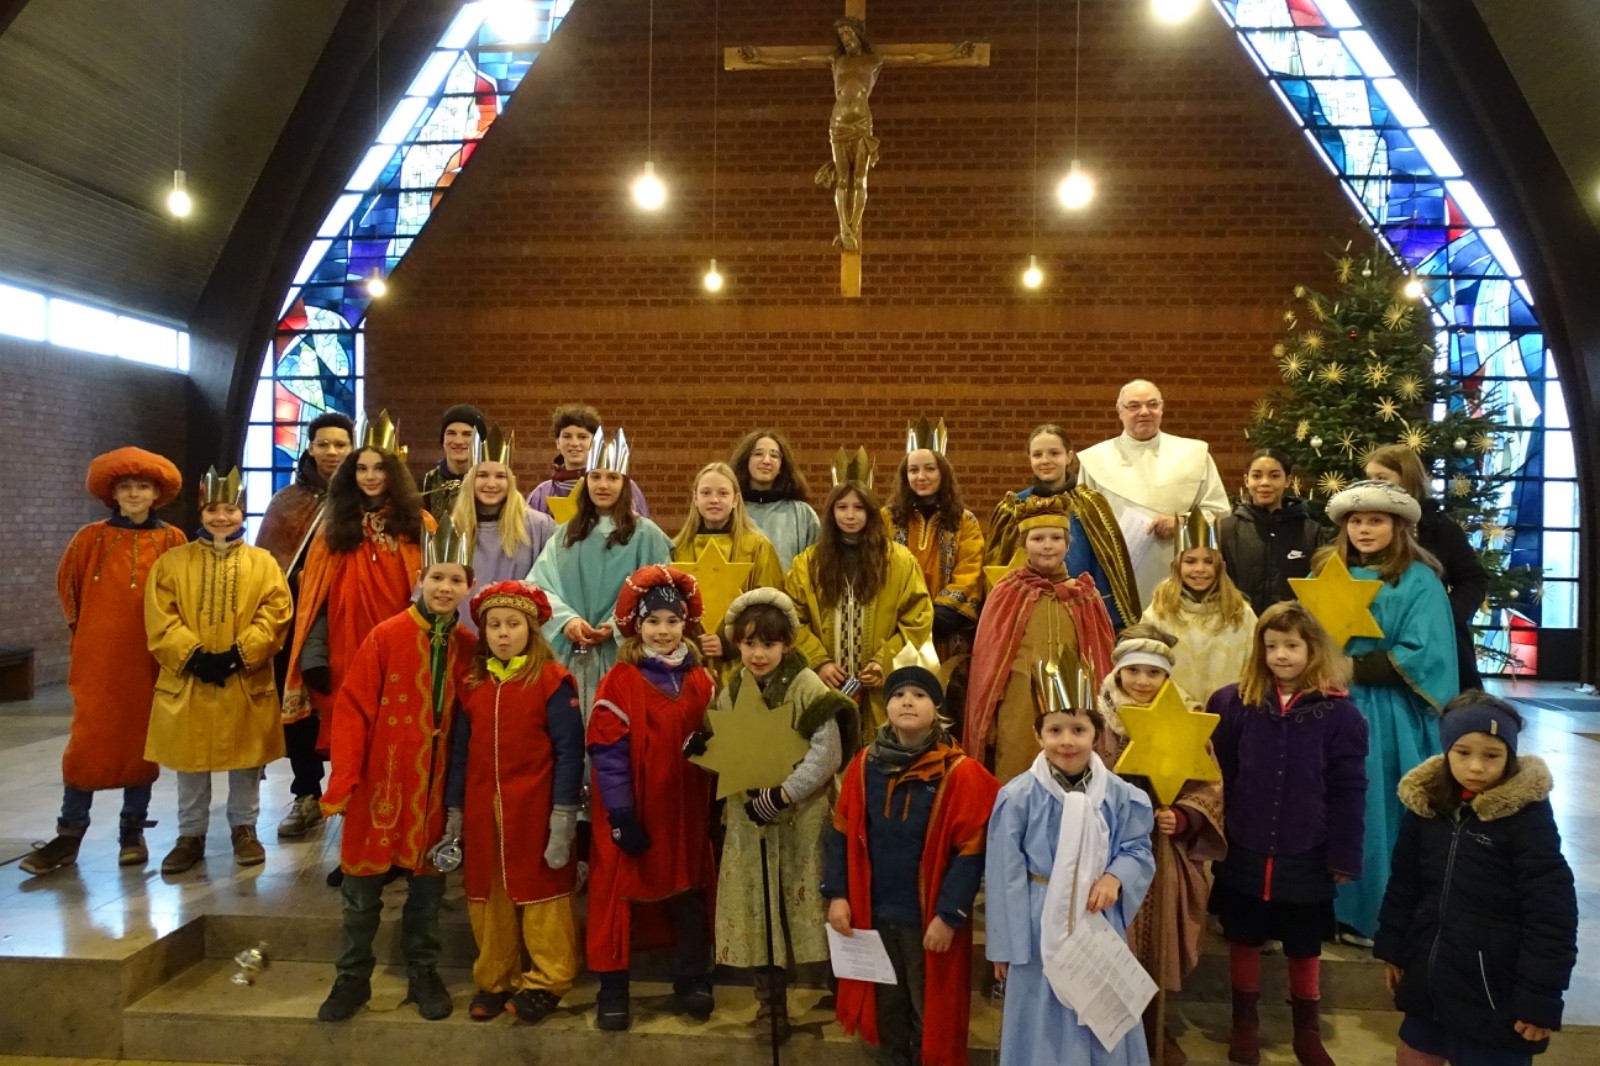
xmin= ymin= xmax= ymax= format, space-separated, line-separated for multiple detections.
xmin=1313 ymin=479 xmax=1458 ymax=946
xmin=823 ymin=647 xmax=1000 ymax=1066
xmin=985 ymin=653 xmax=1156 ymax=1065
xmin=710 ymin=588 xmax=857 ymax=1043
xmin=671 ymin=462 xmax=784 ymax=659
xmin=1206 ymin=602 xmax=1369 ymax=1066
xmin=587 ymin=566 xmax=719 ymax=1031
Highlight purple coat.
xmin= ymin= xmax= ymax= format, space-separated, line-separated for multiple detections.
xmin=1207 ymin=684 xmax=1369 ymax=888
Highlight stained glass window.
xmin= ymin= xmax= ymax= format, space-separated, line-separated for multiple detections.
xmin=241 ymin=0 xmax=570 ymax=534
xmin=1217 ymin=0 xmax=1572 ymax=673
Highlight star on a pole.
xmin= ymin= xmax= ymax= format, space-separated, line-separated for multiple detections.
xmin=546 ymin=492 xmax=579 ymax=526
xmin=690 ymin=677 xmax=810 ymax=799
xmin=985 ymin=550 xmax=1024 ymax=594
xmin=675 ymin=537 xmax=755 ymax=637
xmin=1290 ymin=553 xmax=1385 ymax=650
xmin=1112 ymin=679 xmax=1221 ymax=808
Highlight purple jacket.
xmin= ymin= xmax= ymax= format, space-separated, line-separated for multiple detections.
xmin=1206 ymin=683 xmax=1369 ymax=879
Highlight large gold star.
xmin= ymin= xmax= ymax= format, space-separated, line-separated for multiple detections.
xmin=675 ymin=537 xmax=754 ymax=638
xmin=985 ymin=549 xmax=1025 ymax=594
xmin=546 ymin=491 xmax=579 ymax=525
xmin=690 ymin=676 xmax=810 ymax=799
xmin=1113 ymin=679 xmax=1221 ymax=808
xmin=1289 ymin=553 xmax=1385 ymax=650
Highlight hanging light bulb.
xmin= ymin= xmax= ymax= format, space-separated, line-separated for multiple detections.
xmin=703 ymin=258 xmax=724 ymax=293
xmin=1150 ymin=0 xmax=1201 ymax=24
xmin=166 ymin=168 xmax=192 ymax=217
xmin=1402 ymin=272 xmax=1424 ymax=300
xmin=1021 ymin=254 xmax=1044 ymax=290
xmin=632 ymin=160 xmax=667 ymax=211
xmin=1057 ymin=160 xmax=1095 ymax=210
xmin=366 ymin=270 xmax=388 ymax=298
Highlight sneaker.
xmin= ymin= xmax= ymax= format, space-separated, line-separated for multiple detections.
xmin=231 ymin=825 xmax=266 ymax=867
xmin=20 ymin=828 xmax=85 ymax=876
xmin=407 ymin=966 xmax=453 ymax=1020
xmin=1337 ymin=929 xmax=1375 ymax=949
xmin=469 ymin=989 xmax=510 ymax=1021
xmin=277 ymin=795 xmax=323 ymax=839
xmin=317 ymin=974 xmax=371 ymax=1022
xmin=510 ymin=988 xmax=561 ymax=1024
xmin=672 ymin=975 xmax=715 ymax=1020
xmin=161 ymin=835 xmax=207 ymax=875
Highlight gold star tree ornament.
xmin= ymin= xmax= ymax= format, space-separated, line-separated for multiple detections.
xmin=1112 ymin=679 xmax=1221 ymax=808
xmin=676 ymin=538 xmax=754 ymax=641
xmin=1289 ymin=554 xmax=1385 ymax=650
xmin=690 ymin=678 xmax=810 ymax=800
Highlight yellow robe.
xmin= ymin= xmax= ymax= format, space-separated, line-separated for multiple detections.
xmin=883 ymin=507 xmax=985 ymax=621
xmin=784 ymin=542 xmax=932 ymax=739
xmin=143 ymin=538 xmax=293 ymax=772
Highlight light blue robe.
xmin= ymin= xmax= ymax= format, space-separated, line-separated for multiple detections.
xmin=1335 ymin=559 xmax=1459 ymax=938
xmin=527 ymin=516 xmax=671 ymax=714
xmin=744 ymin=498 xmax=820 ymax=572
xmin=985 ymin=768 xmax=1156 ymax=1065
xmin=457 ymin=510 xmax=556 ymax=634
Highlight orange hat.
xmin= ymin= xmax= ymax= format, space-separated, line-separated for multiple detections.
xmin=85 ymin=447 xmax=183 ymax=509
xmin=614 ymin=565 xmax=702 ymax=637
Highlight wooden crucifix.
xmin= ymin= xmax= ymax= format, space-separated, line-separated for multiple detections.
xmin=726 ymin=4 xmax=989 ymax=297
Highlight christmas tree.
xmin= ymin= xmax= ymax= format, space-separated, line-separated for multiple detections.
xmin=1247 ymin=243 xmax=1539 ymax=667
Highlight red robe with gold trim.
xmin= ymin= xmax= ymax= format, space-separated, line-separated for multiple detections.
xmin=833 ymin=741 xmax=1000 ymax=1066
xmin=321 ymin=606 xmax=472 ymax=876
xmin=56 ymin=520 xmax=187 ymax=790
xmin=459 ymin=662 xmax=582 ymax=904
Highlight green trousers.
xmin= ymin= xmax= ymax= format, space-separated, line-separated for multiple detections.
xmin=335 ymin=870 xmax=445 ymax=978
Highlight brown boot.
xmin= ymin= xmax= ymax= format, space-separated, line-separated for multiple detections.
xmin=20 ymin=825 xmax=85 ymax=876
xmin=161 ymin=835 xmax=206 ymax=874
xmin=1228 ymin=989 xmax=1260 ymax=1065
xmin=752 ymin=966 xmax=791 ymax=1045
xmin=231 ymin=825 xmax=266 ymax=866
xmin=1291 ymin=997 xmax=1335 ymax=1066
xmin=1163 ymin=1029 xmax=1189 ymax=1066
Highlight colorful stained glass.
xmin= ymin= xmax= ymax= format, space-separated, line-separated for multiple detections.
xmin=1220 ymin=0 xmax=1577 ymax=668
xmin=242 ymin=0 xmax=568 ymax=534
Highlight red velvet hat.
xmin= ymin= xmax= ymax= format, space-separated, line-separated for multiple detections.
xmin=470 ymin=580 xmax=552 ymax=628
xmin=85 ymin=447 xmax=183 ymax=509
xmin=613 ymin=565 xmax=703 ymax=637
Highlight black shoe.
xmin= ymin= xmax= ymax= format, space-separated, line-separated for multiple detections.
xmin=511 ymin=988 xmax=561 ymax=1024
xmin=672 ymin=975 xmax=714 ymax=1020
xmin=317 ymin=974 xmax=371 ymax=1022
xmin=407 ymin=966 xmax=453 ymax=1020
xmin=596 ymin=971 xmax=630 ymax=1031
xmin=470 ymin=989 xmax=510 ymax=1021
xmin=326 ymin=864 xmax=344 ymax=888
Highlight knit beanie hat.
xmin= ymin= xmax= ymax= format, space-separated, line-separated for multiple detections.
xmin=440 ymin=404 xmax=488 ymax=443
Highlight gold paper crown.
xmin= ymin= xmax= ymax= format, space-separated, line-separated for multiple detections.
xmin=471 ymin=426 xmax=515 ymax=468
xmin=1030 ymin=648 xmax=1097 ymax=719
xmin=1016 ymin=493 xmax=1074 ymax=533
xmin=198 ymin=465 xmax=245 ymax=507
xmin=831 ymin=446 xmax=874 ymax=490
xmin=586 ymin=426 xmax=631 ymax=475
xmin=357 ymin=409 xmax=402 ymax=457
xmin=1177 ymin=510 xmax=1219 ymax=553
xmin=905 ymin=417 xmax=949 ymax=456
xmin=890 ymin=638 xmax=940 ymax=674
xmin=421 ymin=515 xmax=474 ymax=570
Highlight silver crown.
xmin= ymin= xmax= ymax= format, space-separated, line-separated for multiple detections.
xmin=586 ymin=426 xmax=632 ymax=475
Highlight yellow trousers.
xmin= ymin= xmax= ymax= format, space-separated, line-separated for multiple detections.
xmin=466 ymin=822 xmax=579 ymax=994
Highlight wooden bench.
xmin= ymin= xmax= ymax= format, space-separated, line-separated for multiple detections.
xmin=0 ymin=645 xmax=35 ymax=702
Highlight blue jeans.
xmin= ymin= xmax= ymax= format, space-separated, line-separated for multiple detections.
xmin=59 ymin=783 xmax=152 ymax=831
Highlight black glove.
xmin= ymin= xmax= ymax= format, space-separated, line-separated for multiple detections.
xmin=609 ymin=808 xmax=651 ymax=856
xmin=187 ymin=650 xmax=227 ymax=686
xmin=1351 ymin=651 xmax=1401 ymax=686
xmin=303 ymin=665 xmax=333 ymax=695
xmin=932 ymin=603 xmax=972 ymax=640
xmin=682 ymin=730 xmax=711 ymax=759
xmin=217 ymin=647 xmax=245 ymax=677
xmin=744 ymin=787 xmax=790 ymax=826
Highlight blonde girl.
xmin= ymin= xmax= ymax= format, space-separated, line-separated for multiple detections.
xmin=449 ymin=453 xmax=555 ymax=633
xmin=1140 ymin=523 xmax=1257 ymax=702
xmin=671 ymin=462 xmax=784 ymax=658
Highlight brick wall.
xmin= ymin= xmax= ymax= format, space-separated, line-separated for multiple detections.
xmin=368 ymin=0 xmax=1365 ymax=533
xmin=0 ymin=335 xmax=190 ymax=686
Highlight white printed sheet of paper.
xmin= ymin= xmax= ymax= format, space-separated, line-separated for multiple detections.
xmin=825 ymin=926 xmax=899 ymax=985
xmin=1042 ymin=911 xmax=1158 ymax=1051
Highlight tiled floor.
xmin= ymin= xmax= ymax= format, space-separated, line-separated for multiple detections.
xmin=1 ymin=679 xmax=1596 ymax=1026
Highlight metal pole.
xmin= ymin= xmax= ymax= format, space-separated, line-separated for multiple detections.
xmin=759 ymin=830 xmax=780 ymax=1066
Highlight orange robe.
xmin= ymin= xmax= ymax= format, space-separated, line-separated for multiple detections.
xmin=321 ymin=607 xmax=474 ymax=876
xmin=282 ymin=515 xmax=425 ymax=751
xmin=56 ymin=520 xmax=187 ymax=790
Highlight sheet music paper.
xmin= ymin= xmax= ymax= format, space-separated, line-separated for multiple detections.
xmin=1043 ymin=911 xmax=1158 ymax=1051
xmin=825 ymin=926 xmax=899 ymax=985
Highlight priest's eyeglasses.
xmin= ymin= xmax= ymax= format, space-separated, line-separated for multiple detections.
xmin=1118 ymin=400 xmax=1163 ymax=412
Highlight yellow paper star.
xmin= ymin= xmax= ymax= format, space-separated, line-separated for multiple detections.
xmin=1251 ymin=398 xmax=1274 ymax=423
xmin=1318 ymin=362 xmax=1346 ymax=384
xmin=1318 ymin=471 xmax=1348 ymax=496
xmin=675 ymin=537 xmax=754 ymax=640
xmin=690 ymin=675 xmax=810 ymax=800
xmin=1290 ymin=554 xmax=1385 ymax=650
xmin=1364 ymin=362 xmax=1391 ymax=387
xmin=1279 ymin=352 xmax=1307 ymax=380
xmin=1376 ymin=396 xmax=1400 ymax=421
xmin=546 ymin=492 xmax=579 ymax=525
xmin=1400 ymin=423 xmax=1429 ymax=451
xmin=985 ymin=549 xmax=1025 ymax=595
xmin=1113 ymin=679 xmax=1221 ymax=808
xmin=1396 ymin=375 xmax=1423 ymax=401
xmin=1302 ymin=330 xmax=1324 ymax=351
xmin=1382 ymin=303 xmax=1411 ymax=330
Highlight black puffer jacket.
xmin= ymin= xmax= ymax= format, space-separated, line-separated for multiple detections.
xmin=1416 ymin=500 xmax=1489 ymax=689
xmin=1375 ymin=755 xmax=1577 ymax=1053
xmin=1218 ymin=496 xmax=1324 ymax=616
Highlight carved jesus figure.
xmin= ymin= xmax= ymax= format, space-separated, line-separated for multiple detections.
xmin=738 ymin=18 xmax=976 ymax=251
